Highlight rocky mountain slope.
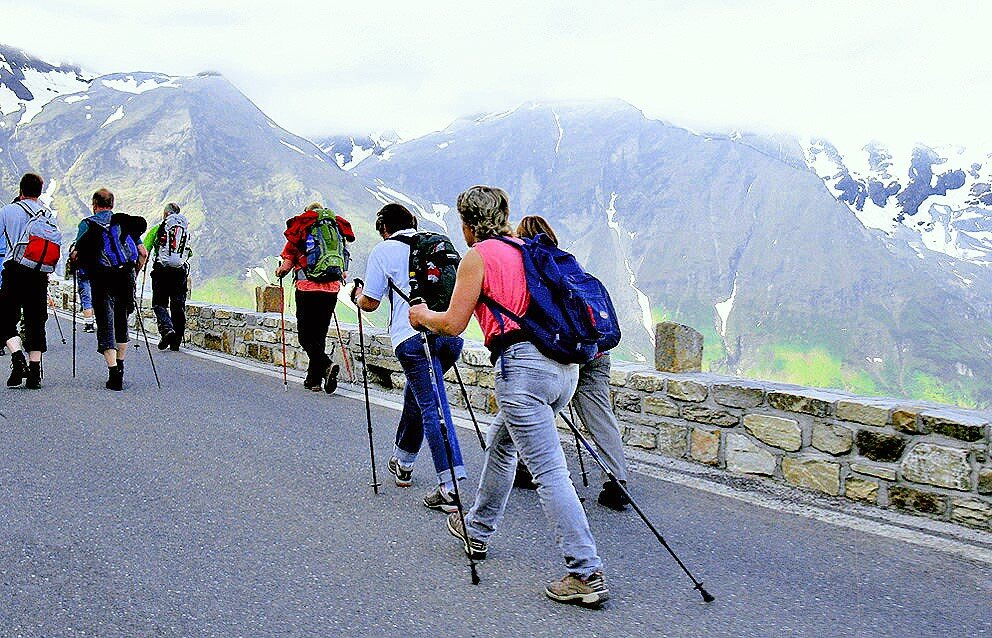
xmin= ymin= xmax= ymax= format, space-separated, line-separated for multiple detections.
xmin=355 ymin=101 xmax=992 ymax=405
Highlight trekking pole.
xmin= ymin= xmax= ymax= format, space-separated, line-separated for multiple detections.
xmin=356 ymin=306 xmax=381 ymax=494
xmin=451 ymin=365 xmax=486 ymax=450
xmin=47 ymin=295 xmax=66 ymax=344
xmin=568 ymin=403 xmax=589 ymax=487
xmin=132 ymin=293 xmax=162 ymax=389
xmin=72 ymin=272 xmax=77 ymax=378
xmin=279 ymin=276 xmax=288 ymax=391
xmin=332 ymin=311 xmax=355 ymax=384
xmin=559 ymin=411 xmax=714 ymax=602
xmin=411 ymin=298 xmax=480 ymax=585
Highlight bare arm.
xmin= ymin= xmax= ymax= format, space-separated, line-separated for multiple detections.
xmin=409 ymin=248 xmax=483 ymax=336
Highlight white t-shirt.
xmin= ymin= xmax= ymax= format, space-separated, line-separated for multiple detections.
xmin=362 ymin=228 xmax=418 ymax=350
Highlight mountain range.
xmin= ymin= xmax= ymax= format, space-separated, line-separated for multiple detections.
xmin=1 ymin=44 xmax=989 ymax=407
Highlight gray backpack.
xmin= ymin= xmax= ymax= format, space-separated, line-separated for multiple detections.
xmin=155 ymin=213 xmax=190 ymax=268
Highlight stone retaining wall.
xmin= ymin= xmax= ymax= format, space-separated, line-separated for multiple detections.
xmin=50 ymin=280 xmax=992 ymax=532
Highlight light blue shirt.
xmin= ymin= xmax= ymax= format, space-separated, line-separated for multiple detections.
xmin=362 ymin=228 xmax=418 ymax=350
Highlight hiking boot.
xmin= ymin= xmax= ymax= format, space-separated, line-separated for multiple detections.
xmin=545 ymin=571 xmax=610 ymax=607
xmin=388 ymin=457 xmax=413 ymax=487
xmin=169 ymin=333 xmax=181 ymax=351
xmin=158 ymin=330 xmax=176 ymax=351
xmin=597 ymin=481 xmax=630 ymax=512
xmin=26 ymin=361 xmax=42 ymax=390
xmin=446 ymin=512 xmax=487 ymax=560
xmin=424 ymin=485 xmax=459 ymax=513
xmin=303 ymin=367 xmax=320 ymax=390
xmin=324 ymin=363 xmax=340 ymax=394
xmin=83 ymin=323 xmax=96 ymax=334
xmin=7 ymin=350 xmax=27 ymax=387
xmin=514 ymin=462 xmax=537 ymax=490
xmin=106 ymin=364 xmax=123 ymax=391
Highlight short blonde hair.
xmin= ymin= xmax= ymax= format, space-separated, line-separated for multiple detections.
xmin=305 ymin=201 xmax=323 ymax=212
xmin=456 ymin=186 xmax=512 ymax=241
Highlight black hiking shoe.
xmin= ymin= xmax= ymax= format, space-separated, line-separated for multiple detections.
xmin=597 ymin=481 xmax=630 ymax=512
xmin=303 ymin=367 xmax=320 ymax=390
xmin=7 ymin=351 xmax=27 ymax=387
xmin=324 ymin=364 xmax=340 ymax=394
xmin=446 ymin=512 xmax=487 ymax=560
xmin=424 ymin=486 xmax=459 ymax=513
xmin=26 ymin=361 xmax=42 ymax=390
xmin=169 ymin=333 xmax=181 ymax=351
xmin=545 ymin=571 xmax=610 ymax=607
xmin=158 ymin=330 xmax=176 ymax=351
xmin=106 ymin=364 xmax=123 ymax=391
xmin=514 ymin=462 xmax=537 ymax=490
xmin=388 ymin=457 xmax=413 ymax=487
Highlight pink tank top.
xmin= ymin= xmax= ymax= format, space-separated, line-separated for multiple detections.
xmin=473 ymin=237 xmax=529 ymax=346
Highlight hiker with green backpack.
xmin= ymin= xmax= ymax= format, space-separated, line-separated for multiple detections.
xmin=143 ymin=203 xmax=192 ymax=351
xmin=351 ymin=203 xmax=467 ymax=512
xmin=274 ymin=202 xmax=354 ymax=392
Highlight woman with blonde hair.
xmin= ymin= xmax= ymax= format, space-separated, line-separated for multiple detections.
xmin=410 ymin=187 xmax=608 ymax=607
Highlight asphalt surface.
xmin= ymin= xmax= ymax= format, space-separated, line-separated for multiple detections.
xmin=0 ymin=316 xmax=990 ymax=637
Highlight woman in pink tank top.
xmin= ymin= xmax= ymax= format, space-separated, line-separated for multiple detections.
xmin=410 ymin=186 xmax=608 ymax=607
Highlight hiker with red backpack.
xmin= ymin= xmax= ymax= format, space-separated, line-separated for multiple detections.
xmin=351 ymin=203 xmax=468 ymax=512
xmin=410 ymin=186 xmax=618 ymax=607
xmin=274 ymin=202 xmax=354 ymax=392
xmin=143 ymin=203 xmax=192 ymax=351
xmin=69 ymin=188 xmax=147 ymax=391
xmin=0 ymin=173 xmax=61 ymax=390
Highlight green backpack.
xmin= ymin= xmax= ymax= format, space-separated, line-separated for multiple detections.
xmin=303 ymin=208 xmax=349 ymax=282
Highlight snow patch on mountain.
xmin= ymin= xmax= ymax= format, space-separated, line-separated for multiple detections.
xmin=0 ymin=46 xmax=93 ymax=125
xmin=371 ymin=181 xmax=447 ymax=232
xmin=279 ymin=140 xmax=306 ymax=156
xmin=715 ymin=276 xmax=738 ymax=338
xmin=606 ymin=192 xmax=653 ymax=354
xmin=804 ymin=138 xmax=992 ymax=266
xmin=100 ymin=106 xmax=125 ymax=129
xmin=317 ymin=131 xmax=400 ymax=170
xmin=101 ymin=74 xmax=182 ymax=94
xmin=552 ymin=109 xmax=563 ymax=154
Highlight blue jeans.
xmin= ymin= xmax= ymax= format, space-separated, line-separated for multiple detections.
xmin=465 ymin=341 xmax=602 ymax=578
xmin=394 ymin=334 xmax=466 ymax=489
xmin=78 ymin=273 xmax=93 ymax=312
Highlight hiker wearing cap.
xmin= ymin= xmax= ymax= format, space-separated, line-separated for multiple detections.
xmin=0 ymin=173 xmax=60 ymax=389
xmin=352 ymin=203 xmax=467 ymax=512
xmin=515 ymin=215 xmax=631 ymax=510
xmin=143 ymin=203 xmax=192 ymax=351
xmin=275 ymin=202 xmax=354 ymax=392
xmin=69 ymin=189 xmax=146 ymax=391
xmin=409 ymin=186 xmax=608 ymax=607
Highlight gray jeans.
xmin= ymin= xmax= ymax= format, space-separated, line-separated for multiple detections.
xmin=571 ymin=353 xmax=630 ymax=483
xmin=465 ymin=342 xmax=603 ymax=578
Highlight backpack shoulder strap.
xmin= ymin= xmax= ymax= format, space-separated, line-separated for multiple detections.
xmin=383 ymin=234 xmax=417 ymax=246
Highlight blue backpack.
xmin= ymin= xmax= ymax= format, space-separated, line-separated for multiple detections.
xmin=84 ymin=216 xmax=138 ymax=271
xmin=482 ymin=234 xmax=621 ymax=365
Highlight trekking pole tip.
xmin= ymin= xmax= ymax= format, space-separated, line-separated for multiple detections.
xmin=471 ymin=565 xmax=480 ymax=585
xmin=697 ymin=584 xmax=714 ymax=603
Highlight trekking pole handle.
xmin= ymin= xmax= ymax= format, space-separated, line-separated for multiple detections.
xmin=409 ymin=297 xmax=426 ymax=306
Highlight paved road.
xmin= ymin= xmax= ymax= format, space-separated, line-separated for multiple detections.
xmin=0 ymin=316 xmax=990 ymax=637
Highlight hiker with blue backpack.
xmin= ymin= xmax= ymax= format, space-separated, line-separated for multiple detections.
xmin=409 ymin=185 xmax=620 ymax=607
xmin=68 ymin=188 xmax=147 ymax=391
xmin=0 ymin=173 xmax=61 ymax=390
xmin=143 ymin=203 xmax=192 ymax=351
xmin=514 ymin=215 xmax=631 ymax=511
xmin=351 ymin=203 xmax=468 ymax=512
xmin=274 ymin=202 xmax=354 ymax=392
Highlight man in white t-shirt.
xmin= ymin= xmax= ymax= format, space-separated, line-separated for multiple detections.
xmin=352 ymin=203 xmax=467 ymax=513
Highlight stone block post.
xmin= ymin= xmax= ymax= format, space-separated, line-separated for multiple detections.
xmin=255 ymin=285 xmax=283 ymax=313
xmin=654 ymin=322 xmax=703 ymax=373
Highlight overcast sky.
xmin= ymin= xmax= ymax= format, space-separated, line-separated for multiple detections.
xmin=6 ymin=1 xmax=991 ymax=146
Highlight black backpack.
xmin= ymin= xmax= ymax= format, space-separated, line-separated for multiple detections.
xmin=386 ymin=232 xmax=461 ymax=311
